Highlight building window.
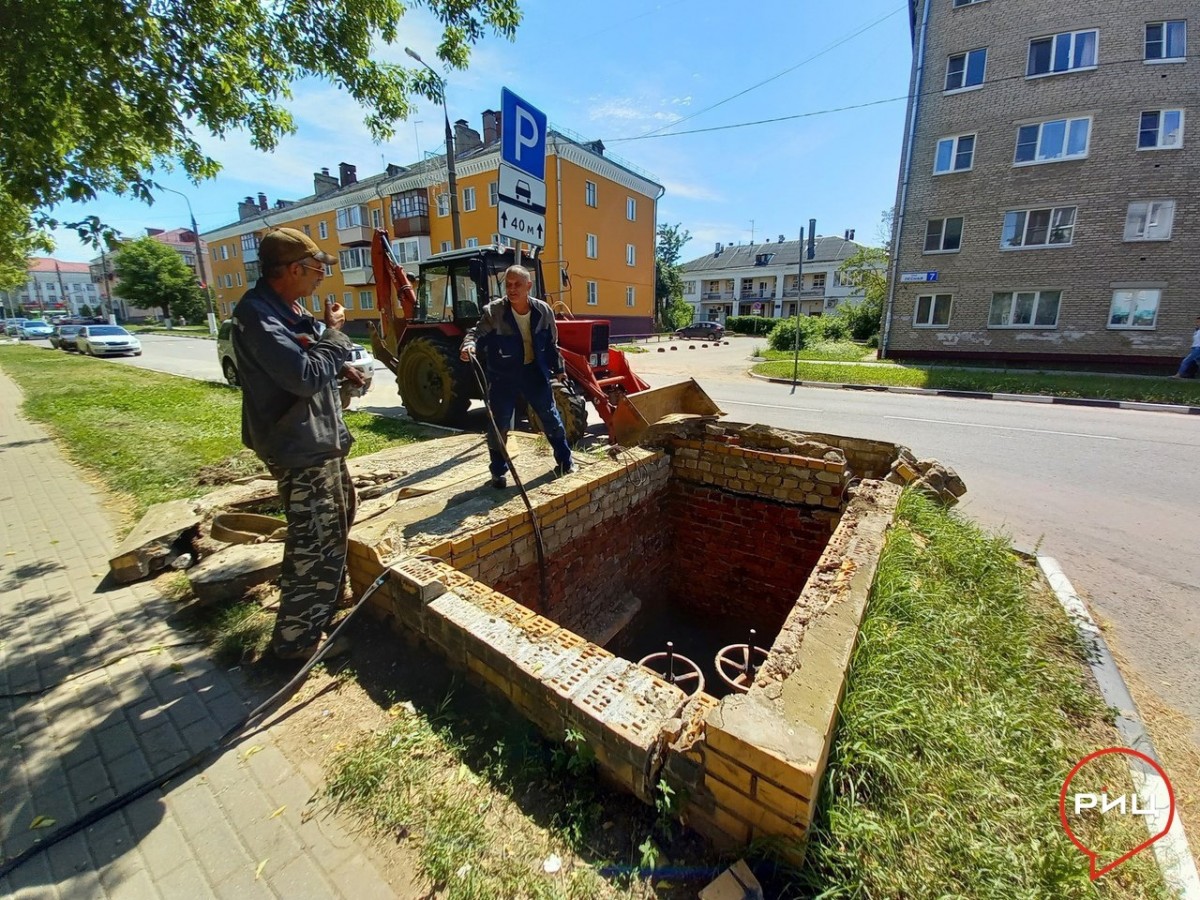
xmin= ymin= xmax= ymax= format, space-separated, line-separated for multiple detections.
xmin=934 ymin=134 xmax=975 ymax=173
xmin=585 ymin=181 xmax=597 ymax=207
xmin=587 ymin=281 xmax=598 ymax=305
xmin=235 ymin=272 xmax=243 ymax=287
xmin=338 ymin=247 xmax=371 ymax=269
xmin=923 ymin=217 xmax=964 ymax=253
xmin=463 ymin=187 xmax=476 ymax=212
xmin=1146 ymin=21 xmax=1186 ymax=61
xmin=465 ymin=237 xmax=479 ymax=248
xmin=945 ymin=48 xmax=987 ymax=92
xmin=343 ymin=291 xmax=353 ymax=309
xmin=1001 ymin=206 xmax=1076 ymax=249
xmin=436 ymin=194 xmax=449 ymax=217
xmin=318 ymin=220 xmax=328 ymax=240
xmin=440 ymin=240 xmax=452 ymax=252
xmin=336 ymin=206 xmax=366 ymax=229
xmin=325 ymin=293 xmax=335 ymax=311
xmin=989 ymin=290 xmax=1061 ymax=328
xmin=219 ymin=245 xmax=228 ymax=260
xmin=303 ymin=224 xmax=312 ymax=236
xmin=489 ymin=182 xmax=498 ymax=207
xmin=1108 ymin=289 xmax=1161 ymax=329
xmin=1124 ymin=201 xmax=1175 ymax=241
xmin=626 ymin=286 xmax=636 ymax=307
xmin=1014 ymin=117 xmax=1090 ymax=165
xmin=1138 ymin=110 xmax=1184 ymax=149
xmin=952 ymin=0 xmax=987 ymax=6
xmin=229 ymin=242 xmax=237 ymax=258
xmin=392 ymin=194 xmax=429 ymax=219
xmin=586 ymin=234 xmax=598 ymax=258
xmin=245 ymin=262 xmax=261 ymax=282
xmin=241 ymin=233 xmax=258 ymax=252
xmin=626 ymin=197 xmax=636 ymax=221
xmin=1027 ymin=30 xmax=1098 ymax=77
xmin=914 ymin=294 xmax=952 ymax=327
xmin=372 ymin=207 xmax=383 ymax=228
xmin=359 ymin=290 xmax=374 ymax=310
xmin=626 ymin=244 xmax=636 ymax=266
xmin=324 ymin=264 xmax=334 ymax=276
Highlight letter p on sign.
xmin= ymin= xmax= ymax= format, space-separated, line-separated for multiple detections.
xmin=501 ymin=88 xmax=547 ymax=182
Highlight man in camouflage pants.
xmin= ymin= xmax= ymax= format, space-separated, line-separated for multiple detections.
xmin=230 ymin=227 xmax=365 ymax=661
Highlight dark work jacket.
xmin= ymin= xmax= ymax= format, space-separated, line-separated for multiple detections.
xmin=464 ymin=296 xmax=564 ymax=383
xmin=230 ymin=279 xmax=354 ymax=469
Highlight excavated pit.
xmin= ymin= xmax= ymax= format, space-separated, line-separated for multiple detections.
xmin=346 ymin=423 xmax=908 ymax=857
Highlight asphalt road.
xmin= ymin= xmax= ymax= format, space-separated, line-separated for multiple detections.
xmin=41 ymin=332 xmax=1200 ymax=739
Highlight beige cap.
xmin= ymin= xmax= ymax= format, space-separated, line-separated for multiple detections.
xmin=258 ymin=227 xmax=337 ymax=268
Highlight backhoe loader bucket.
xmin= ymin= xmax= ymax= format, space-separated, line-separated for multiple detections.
xmin=609 ymin=378 xmax=724 ymax=447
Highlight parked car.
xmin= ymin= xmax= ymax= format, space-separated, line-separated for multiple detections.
xmin=77 ymin=325 xmax=142 ymax=357
xmin=675 ymin=321 xmax=725 ymax=341
xmin=217 ymin=319 xmax=375 ymax=404
xmin=50 ymin=324 xmax=85 ymax=351
xmin=18 ymin=320 xmax=54 ymax=340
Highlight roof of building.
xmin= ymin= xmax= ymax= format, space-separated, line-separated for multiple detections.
xmin=28 ymin=258 xmax=91 ymax=274
xmin=681 ymin=236 xmax=872 ymax=274
xmin=147 ymin=228 xmax=206 ymax=249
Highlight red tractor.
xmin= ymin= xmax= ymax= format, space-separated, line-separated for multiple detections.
xmin=368 ymin=229 xmax=718 ymax=445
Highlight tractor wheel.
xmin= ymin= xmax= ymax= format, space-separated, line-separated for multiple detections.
xmin=528 ymin=380 xmax=589 ymax=445
xmin=396 ymin=337 xmax=471 ymax=426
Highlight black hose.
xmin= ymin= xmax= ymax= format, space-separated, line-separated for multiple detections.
xmin=467 ymin=352 xmax=550 ymax=611
xmin=0 ymin=567 xmax=394 ymax=880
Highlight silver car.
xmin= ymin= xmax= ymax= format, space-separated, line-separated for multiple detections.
xmin=18 ymin=320 xmax=54 ymax=340
xmin=217 ymin=319 xmax=374 ymax=405
xmin=78 ymin=325 xmax=143 ymax=356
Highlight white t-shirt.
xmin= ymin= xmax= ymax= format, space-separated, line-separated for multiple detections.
xmin=513 ymin=310 xmax=535 ymax=363
xmin=1192 ymin=327 xmax=1200 ymax=350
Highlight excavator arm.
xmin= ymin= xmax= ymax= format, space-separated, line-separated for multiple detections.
xmin=369 ymin=228 xmax=417 ymax=374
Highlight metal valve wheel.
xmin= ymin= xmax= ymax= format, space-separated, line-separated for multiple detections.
xmin=639 ymin=643 xmax=705 ymax=696
xmin=714 ymin=643 xmax=769 ymax=693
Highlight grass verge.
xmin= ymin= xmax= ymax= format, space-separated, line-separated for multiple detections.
xmin=755 ymin=341 xmax=874 ymax=363
xmin=0 ymin=344 xmax=428 ymax=520
xmin=791 ymin=492 xmax=1172 ymax=898
xmin=754 ymin=358 xmax=1200 ymax=405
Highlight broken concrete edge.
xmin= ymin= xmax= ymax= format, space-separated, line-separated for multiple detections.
xmin=1036 ymin=557 xmax=1200 ymax=898
xmin=108 ymin=498 xmax=201 ymax=583
xmin=747 ymin=371 xmax=1200 ymax=416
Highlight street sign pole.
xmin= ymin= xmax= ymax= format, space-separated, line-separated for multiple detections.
xmin=791 ymin=219 xmax=816 ymax=394
xmin=498 ymin=88 xmax=549 ymax=253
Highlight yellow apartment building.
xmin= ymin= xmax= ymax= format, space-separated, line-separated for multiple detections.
xmin=202 ymin=113 xmax=663 ymax=336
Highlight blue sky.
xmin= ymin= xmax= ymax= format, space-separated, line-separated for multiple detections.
xmin=47 ymin=0 xmax=913 ymax=264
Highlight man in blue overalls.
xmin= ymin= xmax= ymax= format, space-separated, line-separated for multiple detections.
xmin=459 ymin=265 xmax=574 ymax=488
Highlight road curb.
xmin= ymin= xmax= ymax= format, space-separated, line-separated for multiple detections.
xmin=748 ymin=372 xmax=1200 ymax=415
xmin=1037 ymin=556 xmax=1200 ymax=897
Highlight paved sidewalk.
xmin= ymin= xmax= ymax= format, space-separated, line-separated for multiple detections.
xmin=0 ymin=370 xmax=397 ymax=898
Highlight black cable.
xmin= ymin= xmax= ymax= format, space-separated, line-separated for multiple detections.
xmin=467 ymin=351 xmax=551 ymax=612
xmin=0 ymin=641 xmax=206 ymax=700
xmin=0 ymin=567 xmax=394 ymax=880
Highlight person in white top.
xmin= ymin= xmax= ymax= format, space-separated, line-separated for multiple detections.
xmin=1170 ymin=315 xmax=1200 ymax=379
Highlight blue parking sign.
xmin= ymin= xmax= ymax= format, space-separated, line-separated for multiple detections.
xmin=501 ymin=88 xmax=547 ymax=181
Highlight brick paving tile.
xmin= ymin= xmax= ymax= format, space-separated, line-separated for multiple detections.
xmin=0 ymin=369 xmax=397 ymax=896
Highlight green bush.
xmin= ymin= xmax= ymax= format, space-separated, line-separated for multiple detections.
xmin=725 ymin=315 xmax=776 ymax=336
xmin=767 ymin=315 xmax=849 ymax=352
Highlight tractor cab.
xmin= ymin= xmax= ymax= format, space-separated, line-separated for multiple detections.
xmin=413 ymin=245 xmax=545 ymax=326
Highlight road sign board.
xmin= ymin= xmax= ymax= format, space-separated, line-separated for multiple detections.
xmin=900 ymin=271 xmax=939 ymax=283
xmin=497 ymin=200 xmax=546 ymax=248
xmin=498 ymin=162 xmax=546 ymax=214
xmin=501 ymin=88 xmax=547 ymax=181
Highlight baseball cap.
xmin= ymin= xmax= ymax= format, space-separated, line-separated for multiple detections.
xmin=258 ymin=227 xmax=337 ymax=268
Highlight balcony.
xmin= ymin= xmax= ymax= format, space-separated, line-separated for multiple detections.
xmin=702 ymin=291 xmax=734 ymax=300
xmin=241 ymin=236 xmax=259 ymax=263
xmin=391 ymin=215 xmax=429 ymax=239
xmin=336 ymin=206 xmax=371 ymax=245
xmin=342 ymin=265 xmax=372 ymax=286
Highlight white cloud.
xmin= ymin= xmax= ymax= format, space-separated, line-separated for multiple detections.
xmin=660 ymin=179 xmax=721 ymax=202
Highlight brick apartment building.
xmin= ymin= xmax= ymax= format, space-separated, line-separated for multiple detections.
xmin=202 ymin=113 xmax=662 ymax=336
xmin=883 ymin=0 xmax=1195 ymax=370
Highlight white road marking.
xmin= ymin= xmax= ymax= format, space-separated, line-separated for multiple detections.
xmin=713 ymin=398 xmax=822 ymax=413
xmin=884 ymin=415 xmax=1120 ymax=441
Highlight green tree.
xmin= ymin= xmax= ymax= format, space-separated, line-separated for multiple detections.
xmin=836 ymin=246 xmax=889 ymax=342
xmin=114 ymin=237 xmax=205 ymax=321
xmin=655 ymin=222 xmax=692 ymax=330
xmin=79 ymin=303 xmax=92 ymax=318
xmin=0 ymin=0 xmax=520 ymax=271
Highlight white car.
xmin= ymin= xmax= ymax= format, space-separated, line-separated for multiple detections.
xmin=18 ymin=320 xmax=54 ymax=340
xmin=78 ymin=325 xmax=143 ymax=357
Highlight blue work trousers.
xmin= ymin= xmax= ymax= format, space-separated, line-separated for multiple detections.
xmin=486 ymin=364 xmax=573 ymax=476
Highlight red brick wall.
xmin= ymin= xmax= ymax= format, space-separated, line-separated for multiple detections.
xmin=667 ymin=481 xmax=829 ymax=627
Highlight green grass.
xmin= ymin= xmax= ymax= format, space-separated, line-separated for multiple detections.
xmin=757 ymin=341 xmax=874 ymax=363
xmin=0 ymin=344 xmax=427 ymax=519
xmin=791 ymin=492 xmax=1171 ymax=899
xmin=128 ymin=324 xmax=215 ymax=339
xmin=755 ymin=358 xmax=1200 ymax=405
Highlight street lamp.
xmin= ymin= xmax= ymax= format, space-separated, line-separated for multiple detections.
xmin=157 ymin=185 xmax=218 ymax=334
xmin=405 ymin=47 xmax=462 ymax=250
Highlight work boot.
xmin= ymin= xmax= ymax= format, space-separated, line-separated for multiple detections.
xmin=490 ymin=474 xmax=507 ymax=489
xmin=554 ymin=462 xmax=576 ymax=478
xmin=273 ymin=634 xmax=352 ymax=664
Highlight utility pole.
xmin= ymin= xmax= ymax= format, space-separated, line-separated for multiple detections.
xmin=791 ymin=219 xmax=816 ymax=393
xmin=99 ymin=245 xmax=113 ymax=320
xmin=406 ymin=48 xmax=461 ymax=250
xmin=54 ymin=261 xmax=70 ymax=315
xmin=158 ymin=185 xmax=217 ymax=333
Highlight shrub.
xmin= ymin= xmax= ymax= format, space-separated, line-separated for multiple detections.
xmin=767 ymin=315 xmax=850 ymax=351
xmin=725 ymin=315 xmax=775 ymax=336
